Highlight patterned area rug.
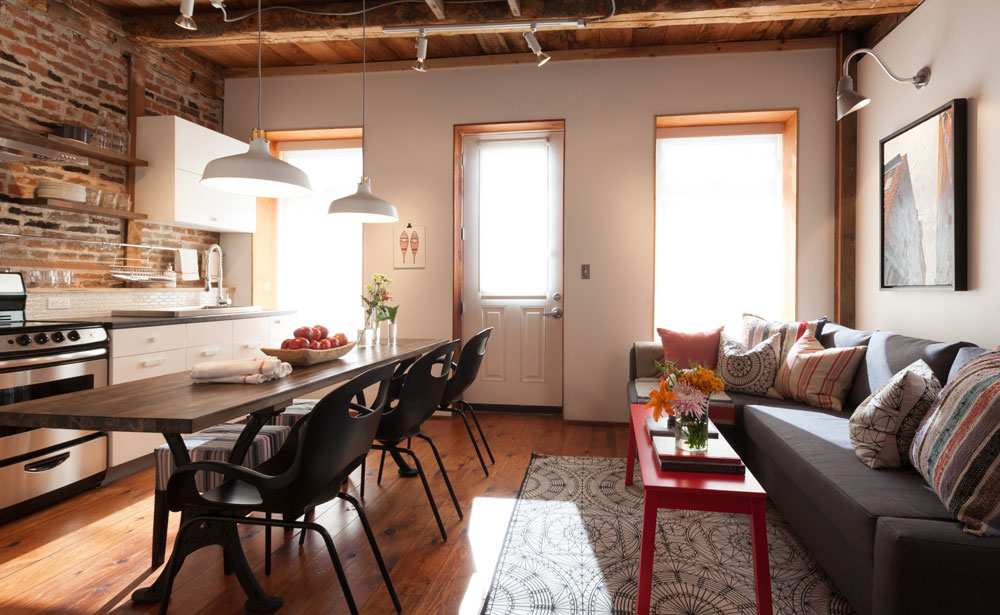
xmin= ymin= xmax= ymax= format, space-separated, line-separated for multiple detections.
xmin=482 ymin=454 xmax=855 ymax=615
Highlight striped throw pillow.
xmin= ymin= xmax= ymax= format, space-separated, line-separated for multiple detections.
xmin=774 ymin=330 xmax=867 ymax=411
xmin=742 ymin=313 xmax=827 ymax=365
xmin=910 ymin=350 xmax=1000 ymax=536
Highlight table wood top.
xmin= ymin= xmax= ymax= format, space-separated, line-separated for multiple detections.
xmin=630 ymin=404 xmax=766 ymax=498
xmin=0 ymin=339 xmax=446 ymax=434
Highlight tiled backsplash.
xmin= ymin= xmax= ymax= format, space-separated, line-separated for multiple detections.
xmin=27 ymin=288 xmax=233 ymax=320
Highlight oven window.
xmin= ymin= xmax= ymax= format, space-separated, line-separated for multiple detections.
xmin=0 ymin=375 xmax=94 ymax=437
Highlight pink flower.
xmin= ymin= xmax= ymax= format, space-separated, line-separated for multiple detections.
xmin=670 ymin=381 xmax=707 ymax=419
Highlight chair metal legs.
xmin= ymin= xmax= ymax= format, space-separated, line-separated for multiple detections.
xmin=461 ymin=400 xmax=495 ymax=463
xmin=338 ymin=492 xmax=402 ymax=613
xmin=360 ymin=454 xmax=366 ymax=499
xmin=449 ymin=406 xmax=489 ymax=476
xmin=377 ymin=449 xmax=387 ymax=483
xmin=415 ymin=433 xmax=463 ymax=520
xmin=381 ymin=444 xmax=448 ymax=540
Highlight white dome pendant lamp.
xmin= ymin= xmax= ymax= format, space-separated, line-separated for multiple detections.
xmin=201 ymin=0 xmax=312 ymax=199
xmin=328 ymin=0 xmax=398 ymax=223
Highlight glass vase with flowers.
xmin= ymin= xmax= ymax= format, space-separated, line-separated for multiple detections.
xmin=361 ymin=273 xmax=394 ymax=346
xmin=646 ymin=360 xmax=724 ymax=452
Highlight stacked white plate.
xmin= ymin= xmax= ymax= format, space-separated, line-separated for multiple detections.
xmin=36 ymin=182 xmax=87 ymax=203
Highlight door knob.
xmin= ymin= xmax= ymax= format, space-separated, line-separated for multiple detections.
xmin=542 ymin=307 xmax=563 ymax=319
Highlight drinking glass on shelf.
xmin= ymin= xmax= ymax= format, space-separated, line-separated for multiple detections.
xmin=103 ymin=192 xmax=119 ymax=211
xmin=96 ymin=110 xmax=111 ymax=150
xmin=60 ymin=270 xmax=73 ymax=287
xmin=119 ymin=193 xmax=132 ymax=212
xmin=118 ymin=116 xmax=131 ymax=155
xmin=86 ymin=188 xmax=102 ymax=209
xmin=47 ymin=270 xmax=59 ymax=288
xmin=26 ymin=270 xmax=42 ymax=288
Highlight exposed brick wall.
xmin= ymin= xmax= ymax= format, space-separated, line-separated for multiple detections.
xmin=0 ymin=0 xmax=225 ymax=288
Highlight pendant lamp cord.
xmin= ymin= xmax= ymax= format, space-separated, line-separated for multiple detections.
xmin=362 ymin=0 xmax=367 ymax=178
xmin=257 ymin=0 xmax=262 ymax=131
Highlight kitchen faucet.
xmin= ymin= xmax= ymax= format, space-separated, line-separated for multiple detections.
xmin=205 ymin=244 xmax=232 ymax=306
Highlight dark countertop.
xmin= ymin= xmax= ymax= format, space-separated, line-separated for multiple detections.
xmin=70 ymin=309 xmax=297 ymax=329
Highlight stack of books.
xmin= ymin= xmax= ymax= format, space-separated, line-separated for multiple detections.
xmin=650 ymin=433 xmax=746 ymax=475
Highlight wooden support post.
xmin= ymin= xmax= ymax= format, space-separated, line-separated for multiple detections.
xmin=834 ymin=32 xmax=859 ymax=328
xmin=125 ymin=53 xmax=146 ymax=266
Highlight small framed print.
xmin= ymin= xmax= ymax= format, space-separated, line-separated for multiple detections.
xmin=394 ymin=224 xmax=425 ymax=269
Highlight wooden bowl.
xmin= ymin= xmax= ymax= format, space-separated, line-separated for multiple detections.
xmin=260 ymin=341 xmax=358 ymax=366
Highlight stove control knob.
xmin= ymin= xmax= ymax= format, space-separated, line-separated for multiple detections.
xmin=67 ymin=330 xmax=81 ymax=342
xmin=16 ymin=334 xmax=31 ymax=346
xmin=34 ymin=333 xmax=49 ymax=344
xmin=51 ymin=331 xmax=66 ymax=343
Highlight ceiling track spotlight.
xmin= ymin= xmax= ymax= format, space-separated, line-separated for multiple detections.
xmin=836 ymin=48 xmax=931 ymax=121
xmin=175 ymin=0 xmax=197 ymax=30
xmin=413 ymin=30 xmax=428 ymax=72
xmin=523 ymin=25 xmax=551 ymax=67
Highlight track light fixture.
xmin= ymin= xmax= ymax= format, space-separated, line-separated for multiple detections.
xmin=413 ymin=30 xmax=428 ymax=72
xmin=836 ymin=48 xmax=931 ymax=121
xmin=523 ymin=26 xmax=551 ymax=67
xmin=174 ymin=0 xmax=197 ymax=30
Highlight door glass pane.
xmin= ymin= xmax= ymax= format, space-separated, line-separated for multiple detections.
xmin=654 ymin=133 xmax=785 ymax=335
xmin=479 ymin=139 xmax=549 ymax=297
xmin=278 ymin=147 xmax=364 ymax=331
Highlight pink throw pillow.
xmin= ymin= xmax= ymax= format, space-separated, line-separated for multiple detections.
xmin=656 ymin=326 xmax=724 ymax=370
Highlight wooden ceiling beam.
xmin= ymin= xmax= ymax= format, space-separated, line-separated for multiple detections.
xmin=124 ymin=0 xmax=922 ymax=48
xmin=222 ymin=36 xmax=835 ymax=78
xmin=424 ymin=0 xmax=446 ymax=20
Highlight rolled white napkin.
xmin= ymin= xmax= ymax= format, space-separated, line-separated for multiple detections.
xmin=191 ymin=357 xmax=292 ymax=384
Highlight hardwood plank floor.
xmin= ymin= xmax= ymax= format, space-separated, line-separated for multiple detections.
xmin=0 ymin=413 xmax=627 ymax=615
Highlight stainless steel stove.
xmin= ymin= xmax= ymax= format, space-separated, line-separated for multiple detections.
xmin=0 ymin=272 xmax=109 ymax=523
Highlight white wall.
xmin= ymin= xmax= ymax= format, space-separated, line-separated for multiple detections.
xmin=225 ymin=48 xmax=836 ymax=422
xmin=856 ymin=0 xmax=1000 ymax=348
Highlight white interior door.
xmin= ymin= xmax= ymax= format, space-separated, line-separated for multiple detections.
xmin=461 ymin=131 xmax=564 ymax=408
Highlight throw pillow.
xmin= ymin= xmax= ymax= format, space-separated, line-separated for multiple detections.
xmin=741 ymin=313 xmax=828 ymax=365
xmin=656 ymin=326 xmax=723 ymax=370
xmin=774 ymin=330 xmax=867 ymax=411
xmin=849 ymin=360 xmax=941 ymax=469
xmin=716 ymin=333 xmax=781 ymax=397
xmin=910 ymin=350 xmax=1000 ymax=536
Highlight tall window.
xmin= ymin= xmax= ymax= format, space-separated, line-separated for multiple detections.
xmin=276 ymin=142 xmax=363 ymax=331
xmin=654 ymin=119 xmax=795 ymax=336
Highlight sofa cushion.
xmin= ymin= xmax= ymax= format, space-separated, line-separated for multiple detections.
xmin=743 ymin=404 xmax=952 ymax=571
xmin=820 ymin=322 xmax=874 ymax=350
xmin=911 ymin=349 xmax=1000 ymax=536
xmin=716 ymin=332 xmax=781 ymax=397
xmin=631 ymin=342 xmax=663 ymax=379
xmin=849 ymin=331 xmax=972 ymax=413
xmin=741 ymin=313 xmax=827 ymax=365
xmin=775 ymin=331 xmax=867 ymax=411
xmin=849 ymin=360 xmax=941 ymax=469
xmin=948 ymin=346 xmax=989 ymax=383
xmin=656 ymin=326 xmax=723 ymax=370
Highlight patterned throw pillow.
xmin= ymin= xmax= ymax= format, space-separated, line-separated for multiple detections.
xmin=849 ymin=360 xmax=941 ymax=469
xmin=741 ymin=313 xmax=827 ymax=364
xmin=910 ymin=350 xmax=1000 ymax=536
xmin=716 ymin=333 xmax=781 ymax=397
xmin=774 ymin=330 xmax=867 ymax=411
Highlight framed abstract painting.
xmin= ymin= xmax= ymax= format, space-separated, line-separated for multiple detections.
xmin=880 ymin=99 xmax=967 ymax=290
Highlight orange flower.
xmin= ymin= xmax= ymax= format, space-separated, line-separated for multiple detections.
xmin=679 ymin=366 xmax=724 ymax=396
xmin=645 ymin=380 xmax=676 ymax=422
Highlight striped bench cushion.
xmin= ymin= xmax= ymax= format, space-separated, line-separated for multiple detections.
xmin=154 ymin=424 xmax=290 ymax=491
xmin=911 ymin=349 xmax=1000 ymax=536
xmin=775 ymin=330 xmax=867 ymax=411
xmin=275 ymin=398 xmax=318 ymax=428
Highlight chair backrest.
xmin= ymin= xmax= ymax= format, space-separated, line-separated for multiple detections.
xmin=376 ymin=340 xmax=458 ymax=443
xmin=264 ymin=362 xmax=397 ymax=513
xmin=442 ymin=327 xmax=492 ymax=405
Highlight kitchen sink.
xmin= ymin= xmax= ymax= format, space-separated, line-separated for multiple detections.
xmin=111 ymin=306 xmax=264 ymax=318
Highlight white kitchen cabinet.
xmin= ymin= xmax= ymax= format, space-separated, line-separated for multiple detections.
xmin=135 ymin=115 xmax=256 ymax=233
xmin=269 ymin=315 xmax=295 ymax=348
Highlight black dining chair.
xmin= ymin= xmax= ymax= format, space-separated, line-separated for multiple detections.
xmin=157 ymin=362 xmax=401 ymax=615
xmin=437 ymin=327 xmax=494 ymax=476
xmin=363 ymin=340 xmax=462 ymax=540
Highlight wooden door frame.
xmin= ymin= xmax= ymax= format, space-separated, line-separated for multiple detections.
xmin=451 ymin=120 xmax=566 ymax=341
xmin=652 ymin=109 xmax=799 ymax=331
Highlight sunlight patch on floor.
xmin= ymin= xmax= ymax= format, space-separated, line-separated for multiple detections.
xmin=459 ymin=496 xmax=516 ymax=614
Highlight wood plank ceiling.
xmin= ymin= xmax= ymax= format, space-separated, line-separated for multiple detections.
xmin=104 ymin=0 xmax=924 ymax=76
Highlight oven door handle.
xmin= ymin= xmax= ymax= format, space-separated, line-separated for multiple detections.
xmin=0 ymin=348 xmax=108 ymax=370
xmin=24 ymin=451 xmax=71 ymax=473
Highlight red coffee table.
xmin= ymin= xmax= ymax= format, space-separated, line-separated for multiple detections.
xmin=625 ymin=403 xmax=772 ymax=615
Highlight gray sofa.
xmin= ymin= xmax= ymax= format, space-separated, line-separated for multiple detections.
xmin=627 ymin=324 xmax=999 ymax=615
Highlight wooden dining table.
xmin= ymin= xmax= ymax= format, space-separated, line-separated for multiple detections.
xmin=0 ymin=337 xmax=447 ymax=612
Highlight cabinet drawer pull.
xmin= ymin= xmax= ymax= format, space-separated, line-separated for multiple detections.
xmin=210 ymin=216 xmax=218 ymax=221
xmin=243 ymin=343 xmax=259 ymax=349
xmin=24 ymin=452 xmax=71 ymax=473
xmin=201 ymin=349 xmax=220 ymax=357
xmin=141 ymin=358 xmax=167 ymax=368
xmin=147 ymin=336 xmax=158 ymax=344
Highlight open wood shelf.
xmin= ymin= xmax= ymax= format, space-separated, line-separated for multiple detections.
xmin=46 ymin=135 xmax=148 ymax=167
xmin=27 ymin=198 xmax=148 ymax=220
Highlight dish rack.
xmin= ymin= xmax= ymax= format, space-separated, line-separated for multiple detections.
xmin=109 ymin=251 xmax=176 ymax=283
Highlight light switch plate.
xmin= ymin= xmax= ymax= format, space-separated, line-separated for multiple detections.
xmin=581 ymin=264 xmax=591 ymax=279
xmin=47 ymin=297 xmax=70 ymax=310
